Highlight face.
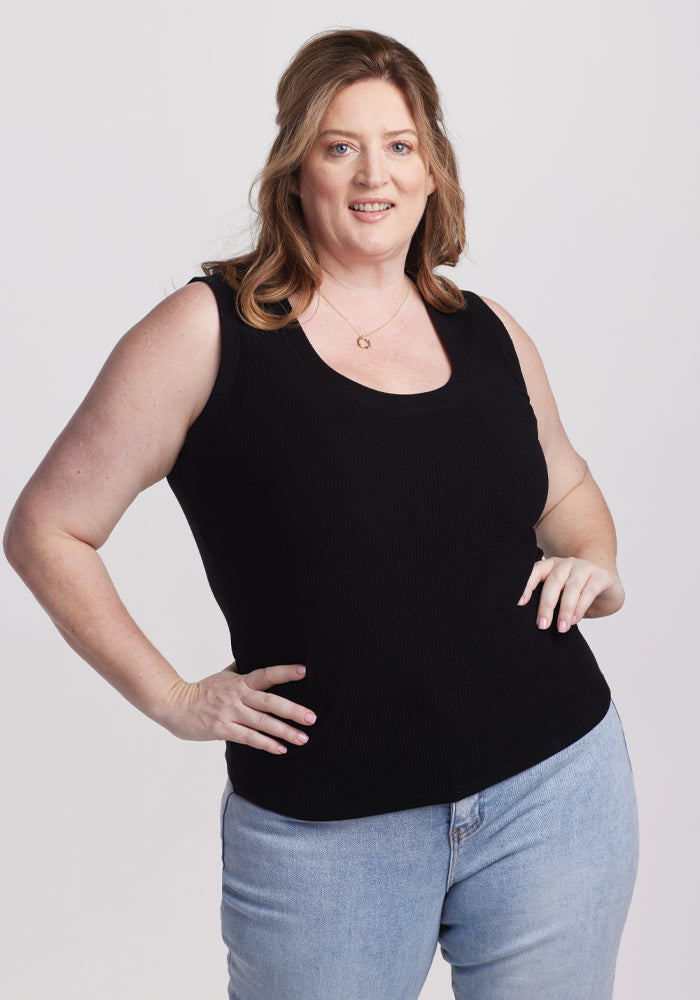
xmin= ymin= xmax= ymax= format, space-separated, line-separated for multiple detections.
xmin=292 ymin=78 xmax=436 ymax=271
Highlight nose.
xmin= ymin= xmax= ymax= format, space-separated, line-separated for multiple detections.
xmin=355 ymin=147 xmax=389 ymax=189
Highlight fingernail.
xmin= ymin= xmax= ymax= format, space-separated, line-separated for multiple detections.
xmin=296 ymin=665 xmax=306 ymax=675
xmin=538 ymin=617 xmax=548 ymax=629
xmin=558 ymin=619 xmax=567 ymax=632
xmin=277 ymin=745 xmax=287 ymax=753
xmin=572 ymin=616 xmax=578 ymax=625
xmin=297 ymin=733 xmax=309 ymax=743
xmin=517 ymin=595 xmax=526 ymax=605
xmin=304 ymin=712 xmax=317 ymax=724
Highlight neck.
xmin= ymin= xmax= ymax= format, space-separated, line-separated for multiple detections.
xmin=316 ymin=248 xmax=410 ymax=297
xmin=288 ymin=253 xmax=418 ymax=327
xmin=320 ymin=270 xmax=409 ymax=303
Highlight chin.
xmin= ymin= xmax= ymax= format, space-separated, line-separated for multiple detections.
xmin=348 ymin=233 xmax=410 ymax=259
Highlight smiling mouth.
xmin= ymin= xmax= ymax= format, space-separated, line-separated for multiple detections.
xmin=349 ymin=202 xmax=394 ymax=212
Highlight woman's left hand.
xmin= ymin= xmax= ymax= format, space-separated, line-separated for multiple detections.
xmin=517 ymin=556 xmax=625 ymax=632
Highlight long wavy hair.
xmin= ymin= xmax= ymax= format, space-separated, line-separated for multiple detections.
xmin=203 ymin=29 xmax=467 ymax=329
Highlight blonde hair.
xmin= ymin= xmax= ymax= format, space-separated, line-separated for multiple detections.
xmin=203 ymin=29 xmax=467 ymax=329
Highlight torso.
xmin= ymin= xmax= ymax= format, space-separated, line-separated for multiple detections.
xmin=290 ymin=289 xmax=453 ymax=395
xmin=169 ymin=273 xmax=612 ymax=821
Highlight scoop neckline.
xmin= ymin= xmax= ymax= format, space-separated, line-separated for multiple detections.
xmin=279 ymin=295 xmax=470 ymax=408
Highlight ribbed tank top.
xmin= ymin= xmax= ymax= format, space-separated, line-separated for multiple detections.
xmin=167 ymin=273 xmax=611 ymax=820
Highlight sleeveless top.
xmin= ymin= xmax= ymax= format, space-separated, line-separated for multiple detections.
xmin=167 ymin=273 xmax=611 ymax=820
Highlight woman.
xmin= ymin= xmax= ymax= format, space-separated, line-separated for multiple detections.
xmin=4 ymin=28 xmax=637 ymax=1000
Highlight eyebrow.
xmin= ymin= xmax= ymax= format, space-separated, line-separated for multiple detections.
xmin=318 ymin=129 xmax=419 ymax=140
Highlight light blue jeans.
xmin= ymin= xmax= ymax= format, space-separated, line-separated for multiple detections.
xmin=220 ymin=700 xmax=638 ymax=999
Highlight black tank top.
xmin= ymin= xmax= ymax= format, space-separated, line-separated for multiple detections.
xmin=167 ymin=274 xmax=610 ymax=820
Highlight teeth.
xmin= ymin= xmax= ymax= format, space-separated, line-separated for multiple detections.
xmin=350 ymin=202 xmax=392 ymax=212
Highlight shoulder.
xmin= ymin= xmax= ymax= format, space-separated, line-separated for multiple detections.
xmin=473 ymin=296 xmax=541 ymax=367
xmin=469 ymin=295 xmax=586 ymax=467
xmin=473 ymin=295 xmax=588 ymax=510
xmin=85 ymin=279 xmax=224 ymax=453
xmin=150 ymin=278 xmax=222 ymax=336
xmin=7 ymin=279 xmax=228 ymax=549
xmin=465 ymin=293 xmax=554 ymax=397
xmin=115 ymin=279 xmax=222 ymax=385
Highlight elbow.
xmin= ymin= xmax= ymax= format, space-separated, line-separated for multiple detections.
xmin=4 ymin=505 xmax=30 ymax=575
xmin=4 ymin=496 xmax=45 ymax=578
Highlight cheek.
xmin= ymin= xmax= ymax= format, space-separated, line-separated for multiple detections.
xmin=400 ymin=164 xmax=435 ymax=201
xmin=299 ymin=160 xmax=341 ymax=199
xmin=416 ymin=162 xmax=437 ymax=198
xmin=300 ymin=177 xmax=345 ymax=223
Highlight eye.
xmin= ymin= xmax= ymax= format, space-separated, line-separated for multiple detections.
xmin=391 ymin=141 xmax=412 ymax=154
xmin=329 ymin=142 xmax=351 ymax=156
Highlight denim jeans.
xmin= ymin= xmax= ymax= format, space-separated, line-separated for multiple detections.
xmin=220 ymin=699 xmax=638 ymax=999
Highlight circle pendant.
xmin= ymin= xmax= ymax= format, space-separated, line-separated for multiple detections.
xmin=357 ymin=335 xmax=371 ymax=349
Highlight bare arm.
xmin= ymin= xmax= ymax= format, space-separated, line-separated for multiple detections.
xmin=4 ymin=281 xmax=315 ymax=752
xmin=535 ymin=464 xmax=619 ymax=576
xmin=479 ymin=296 xmax=625 ymax=628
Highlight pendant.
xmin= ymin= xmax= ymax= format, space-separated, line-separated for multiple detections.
xmin=357 ymin=335 xmax=371 ymax=349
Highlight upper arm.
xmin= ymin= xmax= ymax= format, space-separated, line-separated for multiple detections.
xmin=8 ymin=280 xmax=221 ymax=549
xmin=478 ymin=296 xmax=588 ymax=523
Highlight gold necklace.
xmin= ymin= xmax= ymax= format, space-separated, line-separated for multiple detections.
xmin=318 ymin=277 xmax=412 ymax=349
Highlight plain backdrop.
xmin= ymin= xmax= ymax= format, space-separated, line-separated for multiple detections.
xmin=2 ymin=1 xmax=698 ymax=997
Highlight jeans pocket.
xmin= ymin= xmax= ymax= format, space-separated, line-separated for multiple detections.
xmin=220 ymin=779 xmax=234 ymax=866
xmin=609 ymin=698 xmax=635 ymax=776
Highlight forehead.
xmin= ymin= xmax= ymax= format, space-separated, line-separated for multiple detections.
xmin=319 ymin=78 xmax=416 ymax=131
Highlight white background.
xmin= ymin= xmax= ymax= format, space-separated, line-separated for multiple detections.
xmin=1 ymin=1 xmax=698 ymax=997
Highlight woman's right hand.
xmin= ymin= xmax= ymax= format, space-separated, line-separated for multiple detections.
xmin=159 ymin=662 xmax=317 ymax=754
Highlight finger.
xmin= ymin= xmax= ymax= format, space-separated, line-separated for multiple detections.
xmin=246 ymin=663 xmax=308 ymax=691
xmin=535 ymin=561 xmax=573 ymax=628
xmin=207 ymin=697 xmax=311 ymax=753
xmin=555 ymin=570 xmax=594 ymax=632
xmin=227 ymin=720 xmax=294 ymax=756
xmin=241 ymin=686 xmax=317 ymax=728
xmin=572 ymin=574 xmax=610 ymax=624
xmin=517 ymin=559 xmax=550 ymax=605
xmin=242 ymin=665 xmax=317 ymax=724
xmin=232 ymin=696 xmax=313 ymax=750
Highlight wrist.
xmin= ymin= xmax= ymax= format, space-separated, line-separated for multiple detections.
xmin=584 ymin=574 xmax=625 ymax=619
xmin=146 ymin=673 xmax=193 ymax=731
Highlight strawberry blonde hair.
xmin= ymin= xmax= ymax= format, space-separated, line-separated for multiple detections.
xmin=203 ymin=28 xmax=466 ymax=328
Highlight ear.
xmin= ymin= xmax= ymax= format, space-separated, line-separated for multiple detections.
xmin=426 ymin=170 xmax=437 ymax=197
xmin=289 ymin=171 xmax=300 ymax=197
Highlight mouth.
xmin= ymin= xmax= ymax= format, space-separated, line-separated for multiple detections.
xmin=348 ymin=201 xmax=395 ymax=213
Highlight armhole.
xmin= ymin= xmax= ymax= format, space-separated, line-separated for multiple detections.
xmin=178 ymin=274 xmax=241 ymax=446
xmin=465 ymin=291 xmax=530 ymax=397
